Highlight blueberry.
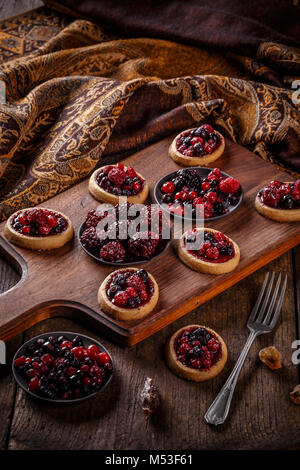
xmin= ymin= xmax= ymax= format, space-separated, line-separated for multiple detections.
xmin=72 ymin=335 xmax=84 ymax=347
xmin=183 ymin=137 xmax=191 ymax=147
xmin=137 ymin=269 xmax=148 ymax=283
xmin=162 ymin=194 xmax=172 ymax=204
xmin=282 ymin=195 xmax=294 ymax=209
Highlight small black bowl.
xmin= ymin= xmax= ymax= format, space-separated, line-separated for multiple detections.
xmin=12 ymin=331 xmax=114 ymax=405
xmin=78 ymin=221 xmax=171 ymax=266
xmin=154 ymin=167 xmax=243 ymax=221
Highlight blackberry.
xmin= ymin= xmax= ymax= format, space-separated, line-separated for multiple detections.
xmin=99 ymin=241 xmax=126 ymax=262
xmin=220 ymin=244 xmax=234 ymax=256
xmin=213 ymin=201 xmax=225 ymax=215
xmin=80 ymin=227 xmax=102 ymax=249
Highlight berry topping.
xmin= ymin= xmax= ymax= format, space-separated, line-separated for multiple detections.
xmin=174 ymin=327 xmax=222 ymax=370
xmin=175 ymin=125 xmax=220 ymax=157
xmin=160 ymin=168 xmax=241 ymax=219
xmin=12 ymin=209 xmax=68 ymax=237
xmin=13 ymin=334 xmax=113 ymax=400
xmin=96 ymin=164 xmax=144 ymax=196
xmin=259 ymin=180 xmax=300 ymax=210
xmin=184 ymin=229 xmax=234 ymax=263
xmin=106 ymin=269 xmax=154 ymax=309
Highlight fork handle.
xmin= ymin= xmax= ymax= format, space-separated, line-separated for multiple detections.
xmin=204 ymin=330 xmax=258 ymax=426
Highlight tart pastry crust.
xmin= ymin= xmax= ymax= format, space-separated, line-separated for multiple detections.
xmin=255 ymin=193 xmax=300 ymax=222
xmin=89 ymin=166 xmax=149 ymax=204
xmin=4 ymin=208 xmax=74 ymax=251
xmin=166 ymin=325 xmax=228 ymax=382
xmin=169 ymin=128 xmax=225 ymax=167
xmin=98 ymin=268 xmax=159 ymax=322
xmin=177 ymin=227 xmax=240 ymax=275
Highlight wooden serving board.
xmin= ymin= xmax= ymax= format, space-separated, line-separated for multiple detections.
xmin=0 ymin=136 xmax=300 ymax=346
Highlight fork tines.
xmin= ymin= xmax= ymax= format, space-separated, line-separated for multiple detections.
xmin=248 ymin=272 xmax=287 ymax=330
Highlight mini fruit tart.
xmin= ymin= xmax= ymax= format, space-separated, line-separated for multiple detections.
xmin=98 ymin=268 xmax=159 ymax=321
xmin=89 ymin=162 xmax=149 ymax=204
xmin=169 ymin=124 xmax=225 ymax=167
xmin=177 ymin=227 xmax=240 ymax=274
xmin=255 ymin=179 xmax=300 ymax=222
xmin=166 ymin=325 xmax=227 ymax=382
xmin=4 ymin=208 xmax=74 ymax=251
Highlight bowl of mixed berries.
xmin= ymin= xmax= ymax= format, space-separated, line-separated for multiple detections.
xmin=154 ymin=167 xmax=243 ymax=220
xmin=79 ymin=202 xmax=171 ymax=265
xmin=12 ymin=332 xmax=113 ymax=404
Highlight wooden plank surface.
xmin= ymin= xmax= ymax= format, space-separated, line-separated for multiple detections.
xmin=0 ymin=136 xmax=299 ymax=345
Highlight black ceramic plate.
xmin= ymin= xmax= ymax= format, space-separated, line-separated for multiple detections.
xmin=154 ymin=167 xmax=243 ymax=221
xmin=12 ymin=332 xmax=114 ymax=405
xmin=78 ymin=221 xmax=171 ymax=266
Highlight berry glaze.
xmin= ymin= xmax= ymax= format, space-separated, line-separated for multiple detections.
xmin=176 ymin=124 xmax=221 ymax=157
xmin=11 ymin=208 xmax=68 ymax=237
xmin=184 ymin=230 xmax=235 ymax=263
xmin=174 ymin=326 xmax=222 ymax=370
xmin=80 ymin=202 xmax=170 ymax=263
xmin=258 ymin=180 xmax=300 ymax=210
xmin=159 ymin=167 xmax=241 ymax=218
xmin=106 ymin=269 xmax=154 ymax=309
xmin=96 ymin=163 xmax=145 ymax=197
xmin=13 ymin=334 xmax=113 ymax=400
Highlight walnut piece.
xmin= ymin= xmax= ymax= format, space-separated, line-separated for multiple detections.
xmin=140 ymin=377 xmax=160 ymax=417
xmin=290 ymin=385 xmax=300 ymax=405
xmin=259 ymin=346 xmax=282 ymax=370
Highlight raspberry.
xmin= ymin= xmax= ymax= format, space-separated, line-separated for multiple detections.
xmin=183 ymin=148 xmax=194 ymax=157
xmin=47 ymin=215 xmax=58 ymax=227
xmin=295 ymin=180 xmax=300 ymax=192
xmin=208 ymin=168 xmax=222 ymax=181
xmin=80 ymin=227 xmax=102 ymax=249
xmin=193 ymin=197 xmax=203 ymax=207
xmin=99 ymin=241 xmax=126 ymax=262
xmin=190 ymin=358 xmax=202 ymax=369
xmin=204 ymin=142 xmax=214 ymax=154
xmin=113 ymin=291 xmax=129 ymax=307
xmin=206 ymin=247 xmax=219 ymax=259
xmin=125 ymin=286 xmax=138 ymax=298
xmin=126 ymin=167 xmax=137 ymax=178
xmin=261 ymin=188 xmax=280 ymax=206
xmin=126 ymin=274 xmax=146 ymax=292
xmin=39 ymin=224 xmax=51 ymax=235
xmin=278 ymin=183 xmax=292 ymax=196
xmin=207 ymin=339 xmax=220 ymax=352
xmin=201 ymin=124 xmax=214 ymax=134
xmin=128 ymin=231 xmax=159 ymax=259
xmin=107 ymin=168 xmax=126 ymax=186
xmin=21 ymin=225 xmax=31 ymax=234
xmin=219 ymin=177 xmax=240 ymax=194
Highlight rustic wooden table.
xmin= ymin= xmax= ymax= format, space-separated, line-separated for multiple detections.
xmin=0 ymin=0 xmax=299 ymax=451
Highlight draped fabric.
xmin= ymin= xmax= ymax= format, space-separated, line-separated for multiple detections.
xmin=0 ymin=2 xmax=299 ymax=221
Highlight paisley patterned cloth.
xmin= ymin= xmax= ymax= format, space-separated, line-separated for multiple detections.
xmin=0 ymin=5 xmax=299 ymax=221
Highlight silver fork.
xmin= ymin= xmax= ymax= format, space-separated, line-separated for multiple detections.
xmin=204 ymin=272 xmax=287 ymax=426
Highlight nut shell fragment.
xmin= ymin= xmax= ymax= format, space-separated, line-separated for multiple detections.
xmin=259 ymin=346 xmax=282 ymax=370
xmin=290 ymin=385 xmax=300 ymax=405
xmin=140 ymin=377 xmax=160 ymax=417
